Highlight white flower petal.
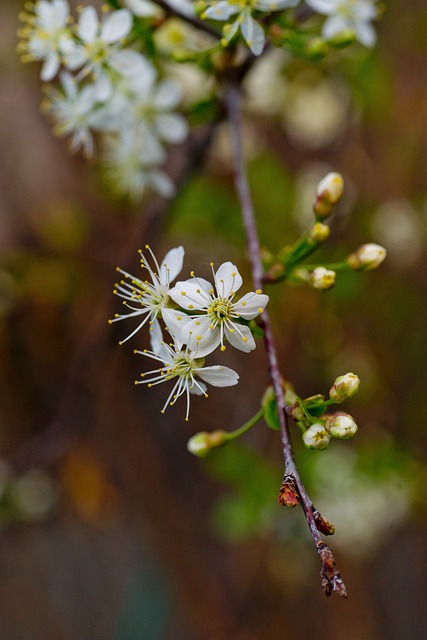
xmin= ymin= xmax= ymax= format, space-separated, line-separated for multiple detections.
xmin=40 ymin=52 xmax=60 ymax=81
xmin=240 ymin=15 xmax=265 ymax=56
xmin=124 ymin=0 xmax=161 ymax=18
xmin=305 ymin=0 xmax=337 ymax=15
xmin=214 ymin=262 xmax=242 ymax=298
xmin=322 ymin=15 xmax=349 ymax=39
xmin=190 ymin=381 xmax=207 ymax=396
xmin=155 ymin=113 xmax=189 ymax=144
xmin=148 ymin=171 xmax=176 ymax=199
xmin=149 ymin=318 xmax=169 ymax=359
xmin=204 ymin=2 xmax=240 ymax=21
xmin=161 ymin=309 xmax=190 ymax=348
xmin=355 ymin=21 xmax=376 ymax=46
xmin=169 ymin=280 xmax=211 ymax=310
xmin=196 ymin=365 xmax=239 ymax=387
xmin=109 ymin=50 xmax=153 ymax=77
xmin=153 ymin=80 xmax=182 ymax=110
xmin=225 ymin=323 xmax=256 ymax=352
xmin=101 ymin=9 xmax=132 ymax=43
xmin=185 ymin=318 xmax=221 ymax=357
xmin=78 ymin=6 xmax=99 ymax=43
xmin=233 ymin=292 xmax=269 ymax=320
xmin=159 ymin=246 xmax=185 ymax=286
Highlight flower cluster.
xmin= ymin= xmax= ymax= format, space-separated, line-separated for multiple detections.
xmin=18 ymin=0 xmax=189 ymax=200
xmin=110 ymin=246 xmax=269 ymax=418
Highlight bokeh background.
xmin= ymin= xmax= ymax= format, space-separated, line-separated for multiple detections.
xmin=1 ymin=0 xmax=427 ymax=638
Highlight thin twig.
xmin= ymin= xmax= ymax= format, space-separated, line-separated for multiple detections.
xmin=224 ymin=83 xmax=347 ymax=598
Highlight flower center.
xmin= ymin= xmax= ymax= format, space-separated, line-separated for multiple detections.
xmin=208 ymin=298 xmax=233 ymax=321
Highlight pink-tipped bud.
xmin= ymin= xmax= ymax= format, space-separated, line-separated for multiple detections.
xmin=325 ymin=412 xmax=358 ymax=439
xmin=309 ymin=267 xmax=336 ymax=291
xmin=303 ymin=423 xmax=330 ymax=450
xmin=347 ymin=243 xmax=387 ymax=270
xmin=329 ymin=372 xmax=360 ymax=403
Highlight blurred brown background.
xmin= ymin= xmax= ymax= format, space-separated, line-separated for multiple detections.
xmin=1 ymin=1 xmax=427 ymax=638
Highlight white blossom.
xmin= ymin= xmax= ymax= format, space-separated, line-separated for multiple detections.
xmin=106 ymin=74 xmax=189 ymax=146
xmin=306 ymin=0 xmax=378 ymax=47
xmin=165 ymin=262 xmax=269 ymax=357
xmin=18 ymin=0 xmax=73 ymax=80
xmin=203 ymin=0 xmax=300 ymax=55
xmin=135 ymin=329 xmax=239 ymax=421
xmin=63 ymin=6 xmax=148 ymax=85
xmin=111 ymin=245 xmax=185 ymax=343
xmin=44 ymin=72 xmax=103 ymax=156
xmin=309 ymin=266 xmax=336 ymax=290
xmin=102 ymin=129 xmax=175 ymax=201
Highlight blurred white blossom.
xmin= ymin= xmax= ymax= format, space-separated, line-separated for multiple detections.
xmin=306 ymin=0 xmax=378 ymax=47
xmin=203 ymin=0 xmax=300 ymax=55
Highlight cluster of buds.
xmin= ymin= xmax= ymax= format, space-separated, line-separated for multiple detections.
xmin=290 ymin=373 xmax=361 ymax=450
xmin=303 ymin=412 xmax=358 ymax=450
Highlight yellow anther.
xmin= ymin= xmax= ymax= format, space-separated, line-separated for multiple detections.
xmin=177 ymin=316 xmax=182 ymax=321
xmin=232 ymin=272 xmax=236 ymax=277
xmin=242 ymin=337 xmax=248 ymax=342
xmin=188 ymin=304 xmax=193 ymax=309
xmin=221 ymin=345 xmax=226 ymax=351
xmin=210 ymin=262 xmax=214 ymax=267
xmin=258 ymin=307 xmax=263 ymax=313
xmin=181 ymin=291 xmax=186 ymax=296
xmin=190 ymin=270 xmax=195 ymax=276
xmin=195 ymin=321 xmax=200 ymax=326
xmin=196 ymin=335 xmax=201 ymax=340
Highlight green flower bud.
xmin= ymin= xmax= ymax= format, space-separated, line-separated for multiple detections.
xmin=187 ymin=430 xmax=227 ymax=457
xmin=329 ymin=372 xmax=360 ymax=403
xmin=303 ymin=424 xmax=330 ymax=450
xmin=309 ymin=267 xmax=336 ymax=291
xmin=308 ymin=222 xmax=330 ymax=243
xmin=347 ymin=243 xmax=387 ymax=270
xmin=328 ymin=28 xmax=357 ymax=48
xmin=325 ymin=412 xmax=358 ymax=439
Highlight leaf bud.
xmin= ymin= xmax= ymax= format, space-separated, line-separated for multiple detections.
xmin=304 ymin=38 xmax=329 ymax=60
xmin=308 ymin=222 xmax=330 ymax=243
xmin=313 ymin=172 xmax=344 ymax=219
xmin=302 ymin=424 xmax=330 ymax=450
xmin=329 ymin=372 xmax=360 ymax=403
xmin=309 ymin=267 xmax=336 ymax=291
xmin=187 ymin=430 xmax=227 ymax=457
xmin=324 ymin=412 xmax=358 ymax=439
xmin=347 ymin=243 xmax=387 ymax=270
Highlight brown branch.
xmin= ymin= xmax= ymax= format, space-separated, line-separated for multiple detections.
xmin=224 ymin=82 xmax=347 ymax=598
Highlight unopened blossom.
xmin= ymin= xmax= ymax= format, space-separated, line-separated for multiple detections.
xmin=303 ymin=423 xmax=330 ymax=450
xmin=347 ymin=243 xmax=387 ymax=270
xmin=135 ymin=334 xmax=239 ymax=421
xmin=325 ymin=412 xmax=358 ymax=439
xmin=166 ymin=262 xmax=269 ymax=357
xmin=110 ymin=245 xmax=184 ymax=343
xmin=18 ymin=0 xmax=72 ymax=81
xmin=203 ymin=0 xmax=300 ymax=56
xmin=306 ymin=0 xmax=378 ymax=47
xmin=309 ymin=266 xmax=336 ymax=291
xmin=44 ymin=72 xmax=101 ymax=156
xmin=329 ymin=372 xmax=360 ymax=403
xmin=187 ymin=430 xmax=227 ymax=456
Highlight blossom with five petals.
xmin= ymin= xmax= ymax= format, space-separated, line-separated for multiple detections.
xmin=165 ymin=261 xmax=269 ymax=357
xmin=135 ymin=325 xmax=239 ymax=421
